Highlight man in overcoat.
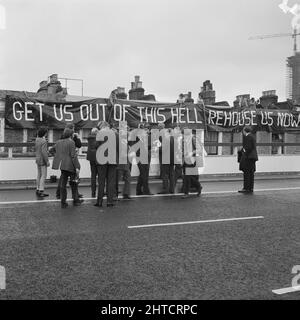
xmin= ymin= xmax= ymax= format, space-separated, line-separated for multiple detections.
xmin=238 ymin=126 xmax=258 ymax=194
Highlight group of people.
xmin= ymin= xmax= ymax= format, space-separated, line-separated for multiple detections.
xmin=35 ymin=121 xmax=258 ymax=209
xmin=35 ymin=124 xmax=83 ymax=208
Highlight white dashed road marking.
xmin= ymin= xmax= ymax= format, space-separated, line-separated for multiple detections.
xmin=128 ymin=216 xmax=264 ymax=229
xmin=272 ymin=286 xmax=300 ymax=295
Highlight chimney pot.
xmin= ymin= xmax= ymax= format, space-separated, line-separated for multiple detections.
xmin=262 ymin=90 xmax=276 ymax=97
xmin=136 ymin=81 xmax=143 ymax=89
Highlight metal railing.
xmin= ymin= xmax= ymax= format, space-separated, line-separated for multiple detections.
xmin=0 ymin=142 xmax=299 ymax=159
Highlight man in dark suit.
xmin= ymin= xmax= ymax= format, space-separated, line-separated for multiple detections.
xmin=52 ymin=128 xmax=83 ymax=208
xmin=238 ymin=126 xmax=258 ymax=194
xmin=130 ymin=123 xmax=153 ymax=196
xmin=182 ymin=132 xmax=202 ymax=198
xmin=94 ymin=121 xmax=118 ymax=207
xmin=87 ymin=128 xmax=99 ymax=198
xmin=158 ymin=129 xmax=175 ymax=194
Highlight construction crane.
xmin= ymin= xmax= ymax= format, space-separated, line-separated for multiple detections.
xmin=249 ymin=29 xmax=300 ymax=55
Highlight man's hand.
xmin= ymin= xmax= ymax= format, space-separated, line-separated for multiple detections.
xmin=76 ymin=168 xmax=80 ymax=175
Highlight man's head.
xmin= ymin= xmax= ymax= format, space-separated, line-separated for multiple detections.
xmin=97 ymin=121 xmax=110 ymax=130
xmin=243 ymin=126 xmax=252 ymax=135
xmin=91 ymin=128 xmax=98 ymax=135
xmin=63 ymin=128 xmax=74 ymax=139
xmin=158 ymin=123 xmax=165 ymax=130
xmin=65 ymin=123 xmax=75 ymax=130
xmin=37 ymin=127 xmax=48 ymax=138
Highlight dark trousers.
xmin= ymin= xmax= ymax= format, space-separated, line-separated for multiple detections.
xmin=60 ymin=170 xmax=79 ymax=204
xmin=137 ymin=163 xmax=150 ymax=195
xmin=161 ymin=164 xmax=175 ymax=193
xmin=97 ymin=164 xmax=116 ymax=204
xmin=56 ymin=176 xmax=62 ymax=198
xmin=175 ymin=164 xmax=183 ymax=184
xmin=56 ymin=174 xmax=79 ymax=198
xmin=89 ymin=161 xmax=98 ymax=196
xmin=183 ymin=168 xmax=201 ymax=195
xmin=117 ymin=165 xmax=131 ymax=196
xmin=243 ymin=169 xmax=255 ymax=191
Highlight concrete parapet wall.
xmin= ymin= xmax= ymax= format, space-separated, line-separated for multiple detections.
xmin=0 ymin=155 xmax=299 ymax=181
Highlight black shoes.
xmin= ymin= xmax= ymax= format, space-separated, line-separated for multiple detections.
xmin=238 ymin=189 xmax=254 ymax=194
xmin=123 ymin=195 xmax=133 ymax=200
xmin=197 ymin=186 xmax=203 ymax=197
xmin=61 ymin=202 xmax=68 ymax=209
xmin=136 ymin=191 xmax=153 ymax=196
xmin=107 ymin=203 xmax=115 ymax=208
xmin=36 ymin=190 xmax=49 ymax=199
xmin=157 ymin=191 xmax=168 ymax=195
xmin=94 ymin=200 xmax=103 ymax=207
xmin=94 ymin=201 xmax=114 ymax=207
xmin=73 ymin=199 xmax=84 ymax=206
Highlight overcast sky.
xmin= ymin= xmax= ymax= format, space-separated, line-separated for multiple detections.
xmin=0 ymin=0 xmax=297 ymax=104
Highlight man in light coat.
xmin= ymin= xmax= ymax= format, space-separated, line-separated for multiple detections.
xmin=52 ymin=128 xmax=82 ymax=208
xmin=35 ymin=127 xmax=50 ymax=199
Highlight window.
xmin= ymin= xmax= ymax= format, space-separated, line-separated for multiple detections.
xmin=272 ymin=133 xmax=284 ymax=155
xmin=204 ymin=131 xmax=218 ymax=155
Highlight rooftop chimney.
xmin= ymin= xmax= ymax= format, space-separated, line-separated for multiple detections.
xmin=260 ymin=90 xmax=278 ymax=108
xmin=199 ymin=80 xmax=216 ymax=105
xmin=115 ymin=87 xmax=127 ymax=99
xmin=129 ymin=75 xmax=145 ymax=100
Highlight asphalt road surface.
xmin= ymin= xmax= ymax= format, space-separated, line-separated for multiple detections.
xmin=0 ymin=179 xmax=300 ymax=300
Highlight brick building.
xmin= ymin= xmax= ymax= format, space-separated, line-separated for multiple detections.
xmin=1 ymin=75 xmax=300 ymax=158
